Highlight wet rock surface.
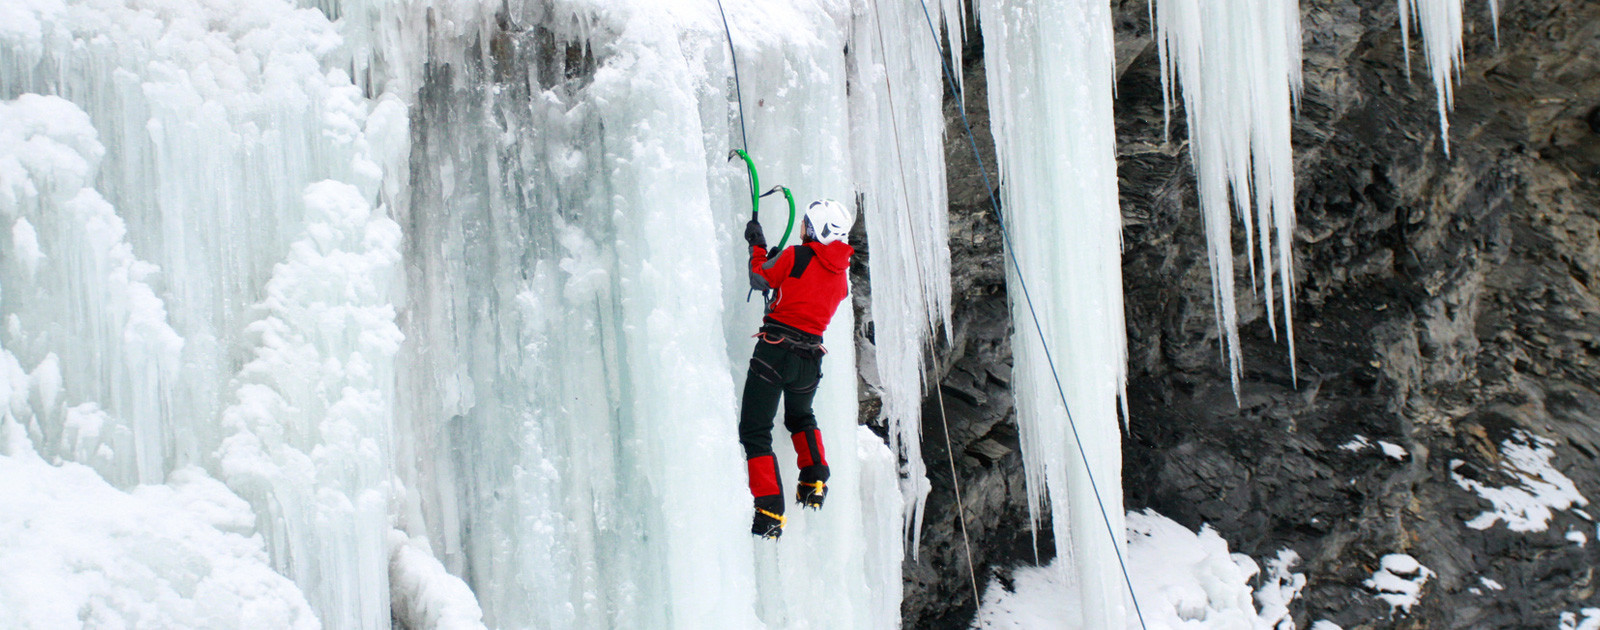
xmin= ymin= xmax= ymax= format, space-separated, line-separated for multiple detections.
xmin=873 ymin=0 xmax=1600 ymax=627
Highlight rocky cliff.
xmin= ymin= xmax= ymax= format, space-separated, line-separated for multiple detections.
xmin=875 ymin=1 xmax=1600 ymax=627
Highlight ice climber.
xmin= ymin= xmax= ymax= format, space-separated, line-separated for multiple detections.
xmin=740 ymin=198 xmax=856 ymax=539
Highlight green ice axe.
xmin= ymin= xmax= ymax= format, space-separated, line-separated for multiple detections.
xmin=759 ymin=185 xmax=796 ymax=251
xmin=729 ymin=149 xmax=760 ymax=218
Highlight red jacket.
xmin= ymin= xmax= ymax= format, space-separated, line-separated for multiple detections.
xmin=750 ymin=240 xmax=854 ymax=335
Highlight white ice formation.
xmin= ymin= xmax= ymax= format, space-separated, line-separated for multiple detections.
xmin=979 ymin=0 xmax=1129 ymax=626
xmin=847 ymin=0 xmax=957 ymax=550
xmin=1155 ymin=0 xmax=1303 ymax=391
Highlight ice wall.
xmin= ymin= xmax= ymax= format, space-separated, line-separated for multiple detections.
xmin=1155 ymin=0 xmax=1302 ymax=390
xmin=979 ymin=0 xmax=1129 ymax=627
xmin=374 ymin=0 xmax=908 ymax=628
xmin=0 ymin=93 xmax=319 ymax=629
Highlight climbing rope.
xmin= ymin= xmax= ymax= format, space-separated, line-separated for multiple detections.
xmin=912 ymin=2 xmax=1150 ymax=628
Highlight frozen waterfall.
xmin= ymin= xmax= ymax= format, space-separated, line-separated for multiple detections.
xmin=1 ymin=0 xmax=953 ymax=627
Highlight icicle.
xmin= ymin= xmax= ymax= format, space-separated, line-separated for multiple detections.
xmin=847 ymin=0 xmax=954 ymax=554
xmin=1155 ymin=0 xmax=1303 ymax=392
xmin=979 ymin=0 xmax=1129 ymax=627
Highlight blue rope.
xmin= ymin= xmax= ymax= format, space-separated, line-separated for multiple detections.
xmin=912 ymin=3 xmax=1149 ymax=628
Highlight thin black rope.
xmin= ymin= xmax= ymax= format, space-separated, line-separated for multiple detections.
xmin=714 ymin=0 xmax=755 ymax=204
xmin=866 ymin=0 xmax=980 ymax=604
xmin=913 ymin=2 xmax=1149 ymax=628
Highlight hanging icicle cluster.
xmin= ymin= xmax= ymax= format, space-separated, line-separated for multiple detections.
xmin=1155 ymin=0 xmax=1303 ymax=392
xmin=1398 ymin=0 xmax=1501 ymax=153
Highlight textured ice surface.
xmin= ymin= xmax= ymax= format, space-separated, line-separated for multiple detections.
xmin=847 ymin=0 xmax=953 ymax=551
xmin=979 ymin=0 xmax=1129 ymax=626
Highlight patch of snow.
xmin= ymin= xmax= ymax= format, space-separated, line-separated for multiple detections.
xmin=1310 ymin=622 xmax=1343 ymax=630
xmin=1480 ymin=577 xmax=1503 ymax=591
xmin=1566 ymin=530 xmax=1587 ymax=547
xmin=974 ymin=509 xmax=1305 ymax=629
xmin=0 ymin=420 xmax=316 ymax=629
xmin=1364 ymin=553 xmax=1433 ymax=614
xmin=1450 ymin=430 xmax=1589 ymax=532
xmin=1378 ymin=440 xmax=1407 ymax=460
xmin=1341 ymin=435 xmax=1372 ymax=452
xmin=1560 ymin=608 xmax=1600 ymax=630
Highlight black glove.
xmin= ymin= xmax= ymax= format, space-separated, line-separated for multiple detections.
xmin=744 ymin=219 xmax=766 ymax=249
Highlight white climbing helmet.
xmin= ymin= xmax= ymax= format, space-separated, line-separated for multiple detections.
xmin=803 ymin=199 xmax=853 ymax=245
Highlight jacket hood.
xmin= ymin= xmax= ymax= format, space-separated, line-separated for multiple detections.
xmin=807 ymin=240 xmax=854 ymax=273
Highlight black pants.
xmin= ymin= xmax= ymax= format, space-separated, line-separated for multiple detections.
xmin=738 ymin=339 xmax=822 ymax=459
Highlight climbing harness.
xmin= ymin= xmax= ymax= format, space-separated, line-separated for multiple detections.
xmin=911 ymin=2 xmax=1151 ymax=627
xmin=755 ymin=322 xmax=827 ymax=360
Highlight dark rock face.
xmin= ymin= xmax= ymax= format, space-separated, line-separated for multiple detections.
xmin=882 ymin=0 xmax=1600 ymax=628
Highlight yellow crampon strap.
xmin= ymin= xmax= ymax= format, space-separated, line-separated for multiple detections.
xmin=757 ymin=508 xmax=787 ymax=525
xmin=799 ymin=482 xmax=826 ymax=495
xmin=756 ymin=508 xmax=787 ymax=538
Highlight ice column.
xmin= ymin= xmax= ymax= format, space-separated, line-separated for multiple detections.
xmin=1155 ymin=0 xmax=1303 ymax=389
xmin=216 ymin=181 xmax=403 ymax=630
xmin=846 ymin=0 xmax=953 ymax=547
xmin=980 ymin=0 xmax=1129 ymax=627
xmin=1397 ymin=0 xmax=1499 ymax=153
xmin=0 ymin=95 xmax=183 ymax=488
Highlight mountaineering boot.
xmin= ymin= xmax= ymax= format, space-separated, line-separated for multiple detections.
xmin=791 ymin=429 xmax=830 ymax=510
xmin=748 ymin=454 xmax=785 ymax=538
